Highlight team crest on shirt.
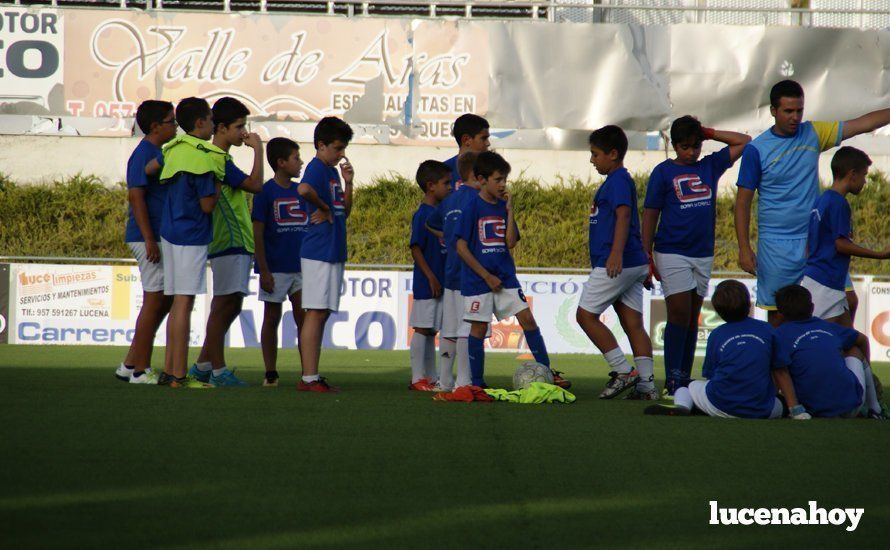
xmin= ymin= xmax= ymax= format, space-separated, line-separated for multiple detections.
xmin=330 ymin=179 xmax=345 ymax=212
xmin=273 ymin=198 xmax=308 ymax=227
xmin=589 ymin=202 xmax=599 ymax=224
xmin=478 ymin=216 xmax=506 ymax=247
xmin=672 ymin=174 xmax=712 ymax=204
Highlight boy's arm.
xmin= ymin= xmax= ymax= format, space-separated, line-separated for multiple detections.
xmin=128 ymin=187 xmax=160 ymax=263
xmin=734 ymin=188 xmax=757 ymax=275
xmin=853 ymin=332 xmax=871 ymax=362
xmin=505 ymin=194 xmax=519 ymax=250
xmin=298 ymin=183 xmax=333 ymax=224
xmin=341 ymin=158 xmax=354 ymax=217
xmin=772 ymin=368 xmax=809 ymax=419
xmin=456 ymin=238 xmax=502 ymax=292
xmin=145 ymin=157 xmax=162 ymax=176
xmin=605 ymin=205 xmax=630 ymax=278
xmin=426 ymin=225 xmax=444 ymax=239
xmin=835 ymin=238 xmax=890 ymax=260
xmin=252 ymin=220 xmax=274 ymax=293
xmin=410 ymin=245 xmax=442 ymax=298
xmin=199 ymin=180 xmax=221 ymax=213
xmin=708 ymin=128 xmax=751 ymax=163
xmin=842 ymin=108 xmax=890 ymax=140
xmin=239 ymin=133 xmax=264 ymax=193
xmin=641 ymin=208 xmax=659 ymax=257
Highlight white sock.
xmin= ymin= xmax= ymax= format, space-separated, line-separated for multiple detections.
xmin=674 ymin=387 xmax=693 ymax=410
xmin=212 ymin=366 xmax=227 ymax=377
xmin=455 ymin=337 xmax=471 ymax=387
xmin=850 ymin=358 xmax=882 ymax=414
xmin=410 ymin=333 xmax=428 ymax=383
xmin=195 ymin=361 xmax=212 ymax=372
xmin=439 ymin=338 xmax=456 ymax=388
xmin=635 ymin=356 xmax=655 ymax=390
xmin=423 ymin=336 xmax=437 ymax=383
xmin=302 ymin=374 xmax=320 ymax=383
xmin=604 ymin=347 xmax=632 ymax=374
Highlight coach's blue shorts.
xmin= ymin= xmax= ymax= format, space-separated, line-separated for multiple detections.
xmin=756 ymin=237 xmax=807 ymax=310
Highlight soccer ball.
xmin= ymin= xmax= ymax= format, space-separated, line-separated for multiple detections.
xmin=512 ymin=361 xmax=554 ymax=390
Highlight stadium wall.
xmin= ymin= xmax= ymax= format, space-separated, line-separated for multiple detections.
xmin=2 ymin=261 xmax=889 ymax=363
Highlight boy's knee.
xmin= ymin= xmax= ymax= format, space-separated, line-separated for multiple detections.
xmin=469 ymin=322 xmax=488 ymax=338
xmin=517 ymin=309 xmax=537 ymax=330
xmin=575 ymin=307 xmax=595 ymax=325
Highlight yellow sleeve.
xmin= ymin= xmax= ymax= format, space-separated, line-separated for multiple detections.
xmin=812 ymin=121 xmax=842 ymax=152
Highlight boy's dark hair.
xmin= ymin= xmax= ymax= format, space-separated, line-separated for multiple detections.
xmin=711 ymin=280 xmax=751 ymax=323
xmin=415 ymin=160 xmax=452 ymax=192
xmin=452 ymin=114 xmax=489 ymax=147
xmin=473 ymin=151 xmax=510 ymax=179
xmin=266 ymin=137 xmax=299 ymax=170
xmin=770 ymin=79 xmax=804 ymax=108
xmin=831 ymin=146 xmax=872 ymax=179
xmin=314 ymin=116 xmax=353 ymax=149
xmin=670 ymin=115 xmax=704 ymax=145
xmin=135 ymin=100 xmax=174 ymax=135
xmin=175 ymin=97 xmax=211 ymax=133
xmin=588 ymin=125 xmax=628 ymax=160
xmin=458 ymin=151 xmax=479 ymax=183
xmin=775 ymin=285 xmax=814 ymax=321
xmin=212 ymin=96 xmax=250 ymax=130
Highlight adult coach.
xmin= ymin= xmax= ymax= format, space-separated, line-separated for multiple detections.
xmin=735 ymin=79 xmax=890 ymax=324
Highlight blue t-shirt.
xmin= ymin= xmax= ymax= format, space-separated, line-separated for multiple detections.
xmin=159 ymin=172 xmax=217 ymax=246
xmin=701 ymin=317 xmax=779 ymax=419
xmin=410 ymin=202 xmax=446 ymax=300
xmin=428 ymin=185 xmax=479 ymax=291
xmin=444 ymin=154 xmax=462 ymax=190
xmin=125 ymin=140 xmax=167 ymax=243
xmin=774 ymin=317 xmax=862 ymax=417
xmin=803 ymin=190 xmax=852 ymax=291
xmin=299 ymin=158 xmax=348 ymax=263
xmin=737 ymin=121 xmax=843 ymax=239
xmin=643 ymin=148 xmax=732 ymax=258
xmin=588 ymin=167 xmax=647 ymax=269
xmin=455 ymin=195 xmax=521 ymax=296
xmin=252 ymin=179 xmax=308 ymax=274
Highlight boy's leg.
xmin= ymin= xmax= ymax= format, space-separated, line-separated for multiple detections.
xmin=289 ymin=287 xmax=305 ymax=356
xmin=423 ymin=332 xmax=438 ymax=384
xmin=438 ymin=337 xmax=457 ymax=389
xmin=122 ymin=291 xmax=172 ymax=378
xmin=261 ymin=301 xmax=283 ymax=382
xmin=515 ymin=308 xmax=549 ymax=367
xmin=299 ymin=309 xmax=329 ymax=377
xmin=615 ymin=300 xmax=655 ymax=395
xmin=297 ymin=260 xmax=342 ymax=392
xmin=197 ymin=293 xmax=243 ymax=368
xmin=195 ymin=254 xmax=251 ymax=381
xmin=682 ymin=293 xmax=704 ymax=384
xmin=166 ymin=294 xmax=196 ymax=380
xmin=467 ymin=322 xmax=488 ymax=387
xmin=663 ymin=290 xmax=692 ymax=393
xmin=409 ymin=328 xmax=436 ymax=389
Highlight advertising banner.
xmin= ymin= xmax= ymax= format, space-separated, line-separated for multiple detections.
xmin=0 ymin=7 xmax=64 ymax=110
xmin=866 ymin=282 xmax=890 ymax=363
xmin=0 ymin=264 xmax=9 ymax=344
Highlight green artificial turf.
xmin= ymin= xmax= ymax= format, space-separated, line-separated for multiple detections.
xmin=1 ymin=346 xmax=888 ymax=548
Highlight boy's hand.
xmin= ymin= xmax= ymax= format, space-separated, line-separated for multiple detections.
xmin=606 ymin=251 xmax=623 ymax=278
xmin=429 ymin=276 xmax=443 ymax=298
xmin=259 ymin=271 xmax=275 ymax=294
xmin=244 ymin=133 xmax=262 ymax=150
xmin=311 ymin=207 xmax=333 ymax=224
xmin=505 ymin=192 xmax=513 ymax=211
xmin=739 ymin=246 xmax=757 ymax=275
xmin=145 ymin=239 xmax=160 ymax=263
xmin=340 ymin=158 xmax=354 ymax=186
xmin=644 ymin=253 xmax=659 ymax=289
xmin=485 ymin=274 xmax=503 ymax=292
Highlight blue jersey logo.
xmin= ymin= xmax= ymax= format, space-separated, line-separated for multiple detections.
xmin=672 ymin=174 xmax=712 ymax=203
xmin=273 ymin=198 xmax=308 ymax=227
xmin=477 ymin=215 xmax=506 ymax=247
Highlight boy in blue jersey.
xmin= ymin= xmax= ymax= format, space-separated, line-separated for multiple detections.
xmin=774 ymin=284 xmax=883 ymax=418
xmin=735 ymin=79 xmax=890 ymax=324
xmin=576 ymin=125 xmax=656 ymax=400
xmin=157 ymin=97 xmax=222 ymax=388
xmin=445 ymin=114 xmax=490 ymax=189
xmin=645 ymin=280 xmax=806 ymax=419
xmin=408 ymin=160 xmax=452 ymax=391
xmin=802 ymin=147 xmax=889 ymax=325
xmin=642 ymin=116 xmax=750 ymax=397
xmin=455 ymin=152 xmax=553 ymax=388
xmin=253 ymin=138 xmax=308 ymax=387
xmin=189 ymin=97 xmax=264 ymax=387
xmin=297 ymin=117 xmax=355 ymax=393
xmin=115 ymin=100 xmax=177 ymax=385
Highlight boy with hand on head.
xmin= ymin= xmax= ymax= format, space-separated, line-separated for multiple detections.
xmin=455 ymin=152 xmax=557 ymax=388
xmin=801 ymin=146 xmax=890 ymax=326
xmin=408 ymin=160 xmax=452 ymax=391
xmin=115 ymin=100 xmax=178 ymax=384
xmin=157 ymin=97 xmax=223 ymax=388
xmin=645 ymin=280 xmax=805 ymax=419
xmin=446 ymin=114 xmax=490 ymax=189
xmin=297 ymin=117 xmax=355 ymax=393
xmin=642 ymin=116 xmax=750 ymax=398
xmin=252 ymin=138 xmax=307 ymax=387
xmin=189 ymin=96 xmax=264 ymax=387
xmin=773 ymin=284 xmax=884 ymax=419
xmin=576 ymin=125 xmax=656 ymax=400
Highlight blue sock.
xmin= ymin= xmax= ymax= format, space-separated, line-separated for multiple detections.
xmin=681 ymin=326 xmax=698 ymax=383
xmin=524 ymin=328 xmax=550 ymax=367
xmin=468 ymin=335 xmax=486 ymax=387
xmin=663 ymin=322 xmax=687 ymax=387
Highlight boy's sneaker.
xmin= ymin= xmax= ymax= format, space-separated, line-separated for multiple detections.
xmin=551 ymin=369 xmax=572 ymax=389
xmin=409 ymin=378 xmax=436 ymax=391
xmin=188 ymin=363 xmax=212 ymax=383
xmin=157 ymin=372 xmax=175 ymax=386
xmin=263 ymin=372 xmax=280 ymax=387
xmin=624 ymin=386 xmax=659 ymax=400
xmin=644 ymin=404 xmax=691 ymax=416
xmin=599 ymin=370 xmax=639 ymax=399
xmin=170 ymin=376 xmax=213 ymax=389
xmin=209 ymin=369 xmax=248 ymax=387
xmin=297 ymin=377 xmax=339 ymax=393
xmin=114 ymin=364 xmax=134 ymax=382
xmin=432 ymin=381 xmax=453 ymax=393
xmin=129 ymin=369 xmax=158 ymax=385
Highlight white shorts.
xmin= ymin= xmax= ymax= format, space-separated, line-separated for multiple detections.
xmin=161 ymin=239 xmax=207 ymax=296
xmin=799 ymin=276 xmax=848 ymax=319
xmin=258 ymin=272 xmax=303 ymax=303
xmin=688 ymin=380 xmax=783 ymax=419
xmin=210 ymin=254 xmax=253 ymax=296
xmin=301 ymin=259 xmax=344 ymax=311
xmin=654 ymin=252 xmax=712 ymax=298
xmin=442 ymin=289 xmax=489 ymax=339
xmin=128 ymin=241 xmax=164 ymax=293
xmin=578 ymin=264 xmax=647 ymax=315
xmin=410 ymin=297 xmax=443 ymax=330
xmin=464 ymin=287 xmax=529 ymax=322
